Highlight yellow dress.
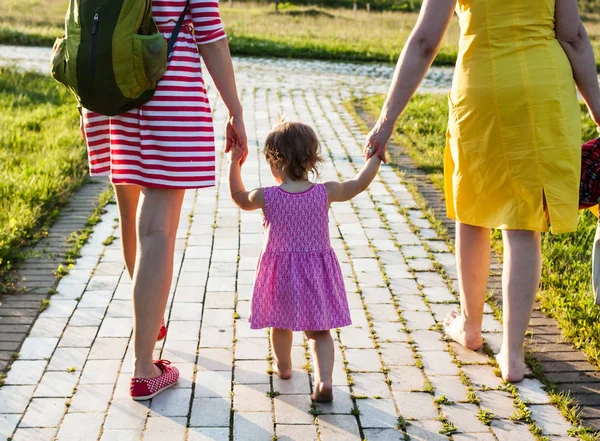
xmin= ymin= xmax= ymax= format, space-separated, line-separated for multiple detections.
xmin=444 ymin=0 xmax=581 ymax=233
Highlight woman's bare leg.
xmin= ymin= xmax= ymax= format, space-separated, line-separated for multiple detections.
xmin=444 ymin=222 xmax=490 ymax=350
xmin=270 ymin=328 xmax=293 ymax=379
xmin=132 ymin=187 xmax=185 ymax=379
xmin=496 ymin=230 xmax=541 ymax=382
xmin=114 ymin=185 xmax=141 ymax=278
xmin=305 ymin=330 xmax=334 ymax=402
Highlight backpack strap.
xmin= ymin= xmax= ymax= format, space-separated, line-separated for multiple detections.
xmin=167 ymin=0 xmax=190 ymax=58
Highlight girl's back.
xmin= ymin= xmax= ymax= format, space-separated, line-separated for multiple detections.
xmin=263 ymin=184 xmax=331 ymax=253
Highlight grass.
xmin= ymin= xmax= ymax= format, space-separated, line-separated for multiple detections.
xmin=0 ymin=67 xmax=87 ymax=290
xmin=353 ymin=93 xmax=600 ymax=368
xmin=1 ymin=1 xmax=459 ymax=64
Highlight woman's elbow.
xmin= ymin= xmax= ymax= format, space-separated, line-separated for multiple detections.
xmin=415 ymin=36 xmax=439 ymax=60
xmin=558 ymin=22 xmax=587 ymax=52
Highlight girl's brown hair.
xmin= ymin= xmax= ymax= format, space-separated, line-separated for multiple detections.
xmin=264 ymin=121 xmax=324 ymax=181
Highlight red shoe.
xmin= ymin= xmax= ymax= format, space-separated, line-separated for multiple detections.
xmin=130 ymin=360 xmax=179 ymax=401
xmin=157 ymin=319 xmax=167 ymax=342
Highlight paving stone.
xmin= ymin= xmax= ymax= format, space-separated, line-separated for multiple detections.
xmin=276 ymin=424 xmax=319 ymax=441
xmin=69 ymin=383 xmax=113 ymax=413
xmin=491 ymin=419 xmax=536 ymax=441
xmin=97 ymin=317 xmax=132 ymax=338
xmin=195 ymin=370 xmax=233 ymax=398
xmin=5 ymin=360 xmax=47 ymax=385
xmin=403 ymin=311 xmax=436 ymax=330
xmin=420 ymin=350 xmax=459 ymax=376
xmin=162 ymin=339 xmax=198 ymax=363
xmin=461 ymin=365 xmax=503 ymax=389
xmin=481 ymin=315 xmax=502 ymax=333
xmin=478 ymin=391 xmax=515 ymax=419
xmin=351 ymin=372 xmax=391 ymax=397
xmin=441 ymin=403 xmax=489 ymax=433
xmin=165 ymin=320 xmax=201 ymax=341
xmin=516 ymin=378 xmax=551 ymax=404
xmin=529 ymin=404 xmax=570 ymax=436
xmin=273 ymin=369 xmax=311 ymax=395
xmin=235 ymin=338 xmax=270 ymax=360
xmin=88 ymin=337 xmax=129 ymax=360
xmin=372 ymin=322 xmax=409 ymax=342
xmin=104 ymin=399 xmax=149 ymax=430
xmin=362 ymin=428 xmax=404 ymax=441
xmin=150 ymin=387 xmax=192 ymax=417
xmin=233 ymin=383 xmax=272 ymax=412
xmin=0 ymin=414 xmax=21 ymax=440
xmin=20 ymin=398 xmax=67 ymax=427
xmin=405 ymin=420 xmax=447 ymax=441
xmin=19 ymin=337 xmax=59 ymax=359
xmin=346 ymin=349 xmax=382 ymax=372
xmin=190 ymin=397 xmax=231 ymax=427
xmin=79 ymin=359 xmax=121 ymax=384
xmin=411 ymin=330 xmax=447 ymax=352
xmin=318 ymin=414 xmax=362 ymax=441
xmin=143 ymin=417 xmax=187 ymax=441
xmin=34 ymin=371 xmax=80 ymax=397
xmin=55 ymin=412 xmax=104 ymax=441
xmin=197 ymin=348 xmax=233 ymax=371
xmin=69 ymin=307 xmax=106 ymax=327
xmin=451 ymin=434 xmax=496 ymax=441
xmin=274 ymin=394 xmax=314 ymax=424
xmin=233 ymin=411 xmax=274 ymax=441
xmin=42 ymin=300 xmax=78 ymax=318
xmin=380 ymin=343 xmax=415 ymax=366
xmin=388 ymin=366 xmax=426 ymax=392
xmin=422 ymin=286 xmax=456 ymax=303
xmin=357 ymin=398 xmax=398 ymax=428
xmin=58 ymin=326 xmax=97 ymax=348
xmin=47 ymin=347 xmax=89 ymax=371
xmin=415 ymin=272 xmax=447 ymax=288
xmin=28 ymin=317 xmax=69 ymax=338
xmin=408 ymin=259 xmax=434 ymax=272
xmin=339 ymin=327 xmax=376 ymax=348
xmin=234 ymin=360 xmax=270 ymax=384
xmin=395 ymin=392 xmax=438 ymax=419
xmin=188 ymin=427 xmax=230 ymax=441
xmin=369 ymin=304 xmax=401 ymax=322
xmin=316 ymin=386 xmax=355 ymax=414
xmin=448 ymin=343 xmax=489 ymax=365
xmin=100 ymin=429 xmax=143 ymax=441
xmin=11 ymin=427 xmax=57 ymax=441
xmin=429 ymin=375 xmax=469 ymax=402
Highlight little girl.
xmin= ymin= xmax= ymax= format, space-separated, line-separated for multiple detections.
xmin=228 ymin=121 xmax=381 ymax=402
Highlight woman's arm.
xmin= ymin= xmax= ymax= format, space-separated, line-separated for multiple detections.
xmin=199 ymin=38 xmax=249 ymax=164
xmin=365 ymin=0 xmax=457 ymax=162
xmin=325 ymin=156 xmax=381 ymax=203
xmin=228 ymin=146 xmax=265 ymax=211
xmin=556 ymin=0 xmax=600 ymax=126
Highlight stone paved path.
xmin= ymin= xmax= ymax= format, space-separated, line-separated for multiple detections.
xmin=0 ymin=54 xmax=582 ymax=440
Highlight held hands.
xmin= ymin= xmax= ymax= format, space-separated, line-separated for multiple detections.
xmin=364 ymin=121 xmax=393 ymax=163
xmin=225 ymin=114 xmax=248 ymax=165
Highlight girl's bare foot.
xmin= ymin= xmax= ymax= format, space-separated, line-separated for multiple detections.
xmin=496 ymin=350 xmax=528 ymax=383
xmin=311 ymin=382 xmax=333 ymax=402
xmin=274 ymin=360 xmax=292 ymax=379
xmin=443 ymin=311 xmax=483 ymax=351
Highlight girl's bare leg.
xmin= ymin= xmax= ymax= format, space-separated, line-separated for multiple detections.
xmin=305 ymin=330 xmax=334 ymax=402
xmin=270 ymin=328 xmax=293 ymax=379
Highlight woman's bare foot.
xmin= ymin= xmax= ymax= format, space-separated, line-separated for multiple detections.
xmin=311 ymin=383 xmax=333 ymax=402
xmin=443 ymin=311 xmax=483 ymax=351
xmin=496 ymin=350 xmax=528 ymax=383
xmin=274 ymin=360 xmax=292 ymax=380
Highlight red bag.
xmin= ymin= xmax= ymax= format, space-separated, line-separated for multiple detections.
xmin=580 ymin=137 xmax=600 ymax=209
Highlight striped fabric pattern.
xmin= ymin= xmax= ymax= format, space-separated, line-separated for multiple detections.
xmin=82 ymin=0 xmax=226 ymax=189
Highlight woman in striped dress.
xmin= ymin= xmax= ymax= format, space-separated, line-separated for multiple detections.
xmin=81 ymin=0 xmax=248 ymax=399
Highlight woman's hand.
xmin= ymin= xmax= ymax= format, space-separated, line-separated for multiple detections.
xmin=364 ymin=121 xmax=394 ymax=163
xmin=225 ymin=114 xmax=248 ymax=165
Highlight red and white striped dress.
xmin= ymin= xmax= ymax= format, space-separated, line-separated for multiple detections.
xmin=82 ymin=0 xmax=226 ymax=188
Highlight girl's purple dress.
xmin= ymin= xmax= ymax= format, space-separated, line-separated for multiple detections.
xmin=249 ymin=184 xmax=352 ymax=331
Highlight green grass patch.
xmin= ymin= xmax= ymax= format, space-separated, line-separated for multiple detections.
xmin=0 ymin=67 xmax=86 ymax=288
xmin=353 ymin=93 xmax=600 ymax=368
xmin=0 ymin=1 xmax=461 ymax=65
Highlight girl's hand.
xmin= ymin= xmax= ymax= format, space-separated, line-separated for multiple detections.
xmin=226 ymin=114 xmax=248 ymax=165
xmin=229 ymin=144 xmax=245 ymax=165
xmin=364 ymin=121 xmax=393 ymax=163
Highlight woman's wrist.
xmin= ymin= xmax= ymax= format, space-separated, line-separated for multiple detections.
xmin=228 ymin=106 xmax=243 ymax=120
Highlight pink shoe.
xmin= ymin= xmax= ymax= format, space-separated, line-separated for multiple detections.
xmin=157 ymin=319 xmax=167 ymax=342
xmin=129 ymin=360 xmax=179 ymax=401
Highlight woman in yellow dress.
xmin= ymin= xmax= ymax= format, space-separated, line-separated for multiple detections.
xmin=366 ymin=0 xmax=600 ymax=382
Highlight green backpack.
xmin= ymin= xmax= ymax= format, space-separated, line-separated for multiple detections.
xmin=51 ymin=0 xmax=188 ymax=116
